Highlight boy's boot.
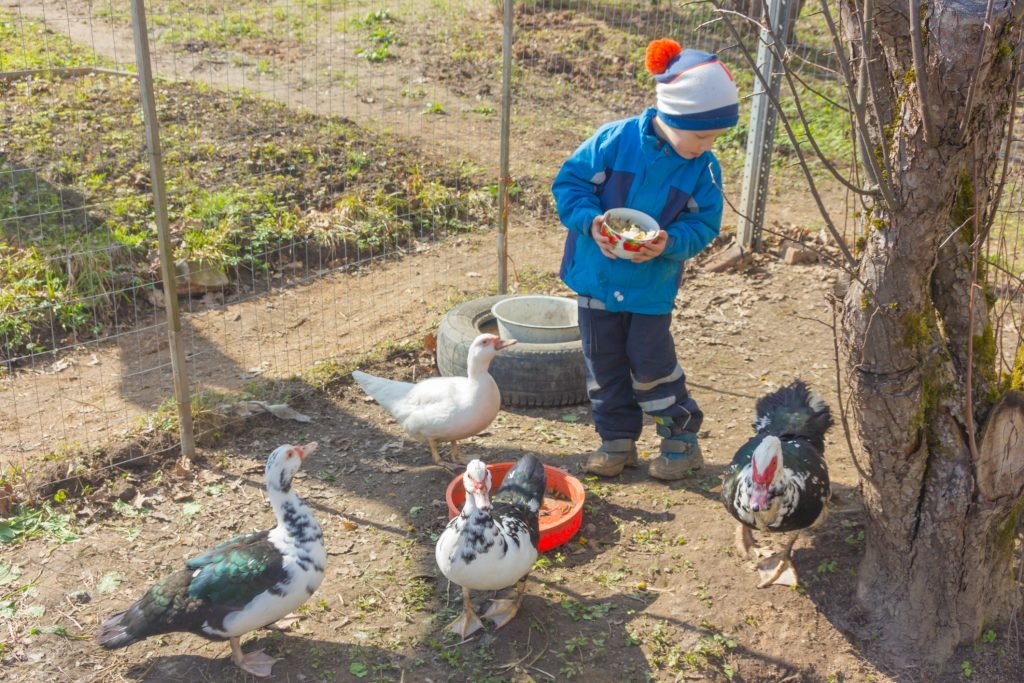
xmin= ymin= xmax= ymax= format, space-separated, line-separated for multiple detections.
xmin=648 ymin=417 xmax=703 ymax=481
xmin=584 ymin=438 xmax=639 ymax=477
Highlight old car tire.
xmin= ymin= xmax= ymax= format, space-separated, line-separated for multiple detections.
xmin=437 ymin=295 xmax=589 ymax=408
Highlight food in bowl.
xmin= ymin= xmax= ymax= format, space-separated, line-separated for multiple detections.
xmin=605 ymin=216 xmax=658 ymax=242
xmin=601 ymin=208 xmax=661 ymax=258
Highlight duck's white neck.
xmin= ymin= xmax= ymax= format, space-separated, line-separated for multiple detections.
xmin=466 ymin=351 xmax=495 ymax=379
xmin=267 ymin=477 xmax=323 ymax=548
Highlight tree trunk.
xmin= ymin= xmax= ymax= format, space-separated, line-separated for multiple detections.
xmin=837 ymin=0 xmax=1024 ymax=668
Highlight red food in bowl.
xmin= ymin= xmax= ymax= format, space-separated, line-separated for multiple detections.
xmin=445 ymin=462 xmax=586 ymax=552
xmin=601 ymin=208 xmax=660 ymax=258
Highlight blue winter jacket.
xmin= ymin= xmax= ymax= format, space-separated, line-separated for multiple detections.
xmin=552 ymin=108 xmax=724 ymax=314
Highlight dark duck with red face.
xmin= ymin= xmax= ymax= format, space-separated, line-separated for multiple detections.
xmin=435 ymin=453 xmax=546 ymax=637
xmin=97 ymin=443 xmax=325 ymax=678
xmin=721 ymin=380 xmax=832 ymax=587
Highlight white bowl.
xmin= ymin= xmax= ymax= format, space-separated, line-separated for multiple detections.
xmin=491 ymin=295 xmax=579 ymax=344
xmin=601 ymin=208 xmax=660 ymax=258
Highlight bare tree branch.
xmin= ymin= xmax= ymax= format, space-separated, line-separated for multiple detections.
xmin=855 ymin=0 xmax=899 ymax=207
xmin=713 ymin=7 xmax=860 ymax=268
xmin=830 ymin=294 xmax=870 ymax=482
xmin=818 ymin=0 xmax=895 ymax=209
xmin=744 ymin=2 xmax=876 ymax=199
xmin=957 ymin=0 xmax=998 ymax=143
xmin=980 ymin=65 xmax=1022 ymax=240
xmin=908 ymin=0 xmax=938 ymax=145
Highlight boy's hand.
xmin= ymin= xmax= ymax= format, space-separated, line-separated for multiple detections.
xmin=590 ymin=216 xmax=618 ymax=259
xmin=631 ymin=230 xmax=668 ymax=262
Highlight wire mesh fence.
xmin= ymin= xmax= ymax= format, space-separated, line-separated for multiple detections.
xmin=2 ymin=0 xmax=1023 ymax=507
xmin=2 ymin=0 xmax=517 ymax=485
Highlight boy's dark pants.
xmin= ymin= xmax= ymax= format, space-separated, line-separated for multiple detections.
xmin=577 ymin=298 xmax=702 ymax=446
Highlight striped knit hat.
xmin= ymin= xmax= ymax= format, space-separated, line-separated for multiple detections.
xmin=645 ymin=39 xmax=739 ymax=131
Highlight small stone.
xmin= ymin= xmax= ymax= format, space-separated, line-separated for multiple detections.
xmin=66 ymin=590 xmax=91 ymax=605
xmin=782 ymin=240 xmax=819 ymax=265
xmin=703 ymin=242 xmax=750 ymax=273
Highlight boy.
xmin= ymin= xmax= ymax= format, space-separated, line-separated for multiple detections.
xmin=552 ymin=38 xmax=739 ymax=480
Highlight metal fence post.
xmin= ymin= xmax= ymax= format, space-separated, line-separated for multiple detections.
xmin=497 ymin=0 xmax=513 ymax=294
xmin=130 ymin=0 xmax=195 ymax=459
xmin=737 ymin=0 xmax=795 ymax=250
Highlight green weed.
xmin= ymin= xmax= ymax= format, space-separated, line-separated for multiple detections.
xmin=0 ymin=501 xmax=79 ymax=545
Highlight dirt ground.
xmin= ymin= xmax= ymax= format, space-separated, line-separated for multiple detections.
xmin=3 ymin=2 xmax=1023 ymax=682
xmin=5 ymin=220 xmax=1022 ymax=682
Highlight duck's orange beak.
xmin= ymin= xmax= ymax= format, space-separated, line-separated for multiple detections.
xmin=496 ymin=338 xmax=517 ymax=350
xmin=297 ymin=442 xmax=318 ymax=460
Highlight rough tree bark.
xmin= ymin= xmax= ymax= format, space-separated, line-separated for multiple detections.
xmin=835 ymin=0 xmax=1024 ymax=671
xmin=837 ymin=0 xmax=1024 ymax=668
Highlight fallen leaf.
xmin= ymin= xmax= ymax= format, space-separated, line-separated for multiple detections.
xmin=96 ymin=571 xmax=123 ymax=594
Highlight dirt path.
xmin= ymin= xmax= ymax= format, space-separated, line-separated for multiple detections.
xmin=0 ymin=215 xmax=562 ymax=461
xmin=13 ymin=0 xmax=509 ymax=168
xmin=6 ymin=249 xmax=902 ymax=683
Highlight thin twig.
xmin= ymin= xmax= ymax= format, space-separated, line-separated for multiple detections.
xmin=830 ymin=294 xmax=870 ymax=482
xmin=980 ymin=65 xmax=1022 ymax=240
xmin=860 ymin=0 xmax=899 ymax=207
xmin=714 ymin=7 xmax=859 ymax=269
xmin=752 ymin=5 xmax=873 ymax=200
xmin=818 ymin=0 xmax=889 ymax=204
xmin=938 ymin=214 xmax=977 ymax=250
xmin=958 ymin=0 xmax=998 ymax=142
xmin=965 ymin=143 xmax=982 ymax=464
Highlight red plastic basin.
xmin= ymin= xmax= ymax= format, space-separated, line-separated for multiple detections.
xmin=445 ymin=462 xmax=586 ymax=552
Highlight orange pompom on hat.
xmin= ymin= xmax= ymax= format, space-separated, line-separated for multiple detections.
xmin=645 ymin=38 xmax=682 ymax=76
xmin=644 ymin=38 xmax=739 ymax=131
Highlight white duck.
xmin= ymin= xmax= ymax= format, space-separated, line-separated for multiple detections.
xmin=435 ymin=454 xmax=546 ymax=637
xmin=97 ymin=443 xmax=325 ymax=678
xmin=352 ymin=333 xmax=516 ymax=470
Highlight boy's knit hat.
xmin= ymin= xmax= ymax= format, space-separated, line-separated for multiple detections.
xmin=645 ymin=38 xmax=739 ymax=131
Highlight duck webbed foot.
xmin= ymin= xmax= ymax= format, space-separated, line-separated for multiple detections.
xmin=482 ymin=578 xmax=528 ymax=629
xmin=446 ymin=586 xmax=484 ymax=638
xmin=449 ymin=440 xmax=469 ymax=466
xmin=755 ymin=533 xmax=800 ymax=588
xmin=735 ymin=523 xmax=758 ymax=558
xmin=230 ymin=637 xmax=280 ymax=678
xmin=429 ymin=439 xmax=460 ymax=473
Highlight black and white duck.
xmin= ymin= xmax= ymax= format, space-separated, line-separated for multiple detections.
xmin=352 ymin=333 xmax=516 ymax=471
xmin=435 ymin=454 xmax=546 ymax=637
xmin=97 ymin=442 xmax=325 ymax=678
xmin=721 ymin=380 xmax=833 ymax=588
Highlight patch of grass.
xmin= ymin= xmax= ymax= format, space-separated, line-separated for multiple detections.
xmin=511 ymin=267 xmax=564 ymax=293
xmin=636 ymin=619 xmax=738 ymax=678
xmin=632 ymin=527 xmax=664 ymax=547
xmin=1 ymin=10 xmax=491 ymax=360
xmin=0 ymin=500 xmax=79 ymax=545
xmin=594 ymin=566 xmax=631 ymax=587
xmin=137 ymin=390 xmax=236 ymax=445
xmin=352 ymin=9 xmax=397 ymax=62
xmin=559 ymin=598 xmax=613 ymax=621
xmin=817 ymin=559 xmax=838 ymax=574
xmin=0 ymin=13 xmax=98 ymax=70
xmin=397 ymin=577 xmax=432 ymax=614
